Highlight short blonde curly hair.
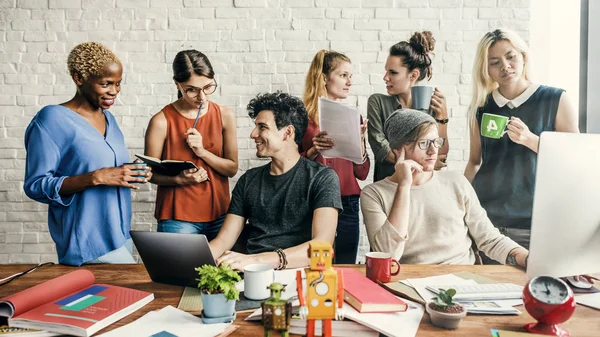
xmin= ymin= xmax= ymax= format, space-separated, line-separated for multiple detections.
xmin=67 ymin=42 xmax=121 ymax=80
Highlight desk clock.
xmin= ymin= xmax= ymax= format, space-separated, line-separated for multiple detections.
xmin=523 ymin=276 xmax=576 ymax=337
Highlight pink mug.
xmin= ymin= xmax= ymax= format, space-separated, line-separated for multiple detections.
xmin=365 ymin=252 xmax=400 ymax=283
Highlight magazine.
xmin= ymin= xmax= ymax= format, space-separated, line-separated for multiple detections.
xmin=0 ymin=270 xmax=153 ymax=337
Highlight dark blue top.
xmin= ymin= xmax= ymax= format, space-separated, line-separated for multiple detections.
xmin=24 ymin=105 xmax=132 ymax=266
xmin=472 ymin=85 xmax=563 ymax=229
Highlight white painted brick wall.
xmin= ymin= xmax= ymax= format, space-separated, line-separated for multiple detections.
xmin=0 ymin=0 xmax=531 ymax=264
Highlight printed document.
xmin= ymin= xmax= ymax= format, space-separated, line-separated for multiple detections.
xmin=98 ymin=306 xmax=229 ymax=337
xmin=318 ymin=97 xmax=363 ymax=163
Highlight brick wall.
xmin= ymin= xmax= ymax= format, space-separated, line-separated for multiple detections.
xmin=0 ymin=0 xmax=531 ymax=264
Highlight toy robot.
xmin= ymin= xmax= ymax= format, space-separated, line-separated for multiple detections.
xmin=296 ymin=241 xmax=344 ymax=337
xmin=262 ymin=282 xmax=292 ymax=337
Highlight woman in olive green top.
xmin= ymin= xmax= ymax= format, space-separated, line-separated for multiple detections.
xmin=368 ymin=31 xmax=450 ymax=181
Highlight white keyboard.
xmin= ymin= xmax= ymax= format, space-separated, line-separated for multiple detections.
xmin=426 ymin=283 xmax=524 ymax=301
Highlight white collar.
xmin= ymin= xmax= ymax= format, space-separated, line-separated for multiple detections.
xmin=492 ymin=83 xmax=540 ymax=109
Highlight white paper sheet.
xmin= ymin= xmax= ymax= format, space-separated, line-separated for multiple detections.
xmin=405 ymin=275 xmax=521 ymax=314
xmin=458 ymin=300 xmax=521 ymax=314
xmin=576 ymin=292 xmax=600 ymax=309
xmin=406 ymin=274 xmax=474 ymax=303
xmin=97 ymin=306 xmax=229 ymax=337
xmin=318 ymin=97 xmax=363 ymax=163
xmin=343 ymin=298 xmax=424 ymax=337
xmin=494 ymin=299 xmax=523 ymax=307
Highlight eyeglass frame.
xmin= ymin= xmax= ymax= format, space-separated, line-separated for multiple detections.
xmin=177 ymin=80 xmax=218 ymax=99
xmin=412 ymin=137 xmax=445 ymax=150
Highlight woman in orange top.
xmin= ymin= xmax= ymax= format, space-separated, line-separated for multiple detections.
xmin=145 ymin=50 xmax=238 ymax=239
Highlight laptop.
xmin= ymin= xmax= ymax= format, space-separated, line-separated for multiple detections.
xmin=526 ymin=132 xmax=600 ymax=279
xmin=130 ymin=231 xmax=216 ymax=287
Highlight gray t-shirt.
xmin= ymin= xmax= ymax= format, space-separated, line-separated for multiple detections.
xmin=228 ymin=156 xmax=343 ymax=254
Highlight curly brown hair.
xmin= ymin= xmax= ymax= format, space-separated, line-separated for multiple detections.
xmin=247 ymin=91 xmax=308 ymax=148
xmin=67 ymin=42 xmax=121 ymax=80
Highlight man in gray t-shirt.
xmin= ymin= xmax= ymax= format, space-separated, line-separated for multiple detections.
xmin=209 ymin=92 xmax=342 ymax=271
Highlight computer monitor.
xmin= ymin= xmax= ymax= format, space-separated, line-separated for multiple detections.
xmin=526 ymin=132 xmax=600 ymax=279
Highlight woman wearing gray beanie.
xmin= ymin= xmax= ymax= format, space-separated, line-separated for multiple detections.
xmin=360 ymin=109 xmax=528 ymax=266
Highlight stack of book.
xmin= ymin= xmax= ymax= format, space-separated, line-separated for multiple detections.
xmin=246 ymin=268 xmax=424 ymax=337
xmin=288 ymin=316 xmax=378 ymax=337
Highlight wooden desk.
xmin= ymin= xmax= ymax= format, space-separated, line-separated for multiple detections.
xmin=0 ymin=264 xmax=598 ymax=336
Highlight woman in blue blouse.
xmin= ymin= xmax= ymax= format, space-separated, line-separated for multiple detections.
xmin=24 ymin=42 xmax=152 ymax=266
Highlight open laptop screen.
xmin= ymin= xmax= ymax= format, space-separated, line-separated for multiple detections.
xmin=130 ymin=231 xmax=217 ymax=287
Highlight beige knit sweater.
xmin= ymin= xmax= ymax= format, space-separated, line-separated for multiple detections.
xmin=360 ymin=171 xmax=521 ymax=265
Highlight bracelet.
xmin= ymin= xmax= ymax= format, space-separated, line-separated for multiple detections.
xmin=274 ymin=248 xmax=288 ymax=270
xmin=435 ymin=118 xmax=449 ymax=124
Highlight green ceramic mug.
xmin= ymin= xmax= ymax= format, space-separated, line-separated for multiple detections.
xmin=480 ymin=113 xmax=509 ymax=139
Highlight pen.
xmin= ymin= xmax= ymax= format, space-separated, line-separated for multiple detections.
xmin=192 ymin=102 xmax=204 ymax=130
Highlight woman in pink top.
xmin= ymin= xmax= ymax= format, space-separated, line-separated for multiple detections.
xmin=301 ymin=50 xmax=370 ymax=264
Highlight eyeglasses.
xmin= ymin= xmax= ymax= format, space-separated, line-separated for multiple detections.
xmin=178 ymin=81 xmax=218 ymax=99
xmin=414 ymin=137 xmax=445 ymax=150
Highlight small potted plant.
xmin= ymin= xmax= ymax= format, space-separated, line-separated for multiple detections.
xmin=195 ymin=263 xmax=241 ymax=323
xmin=426 ymin=288 xmax=467 ymax=330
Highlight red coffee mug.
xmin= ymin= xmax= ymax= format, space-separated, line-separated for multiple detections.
xmin=365 ymin=252 xmax=400 ymax=283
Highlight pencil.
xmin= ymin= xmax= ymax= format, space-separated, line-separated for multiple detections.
xmin=192 ymin=102 xmax=204 ymax=130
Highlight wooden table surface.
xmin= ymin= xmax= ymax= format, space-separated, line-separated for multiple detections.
xmin=0 ymin=264 xmax=598 ymax=336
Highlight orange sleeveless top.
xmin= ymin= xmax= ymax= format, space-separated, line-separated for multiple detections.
xmin=154 ymin=102 xmax=230 ymax=222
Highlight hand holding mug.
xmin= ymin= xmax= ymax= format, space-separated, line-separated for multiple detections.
xmin=93 ymin=163 xmax=151 ymax=190
xmin=429 ymin=88 xmax=448 ymax=120
xmin=506 ymin=116 xmax=534 ymax=146
xmin=124 ymin=161 xmax=152 ymax=185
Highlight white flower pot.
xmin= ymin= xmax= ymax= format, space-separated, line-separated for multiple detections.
xmin=426 ymin=302 xmax=467 ymax=330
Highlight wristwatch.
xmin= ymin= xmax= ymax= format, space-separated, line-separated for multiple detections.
xmin=506 ymin=253 xmax=518 ymax=266
xmin=435 ymin=118 xmax=449 ymax=124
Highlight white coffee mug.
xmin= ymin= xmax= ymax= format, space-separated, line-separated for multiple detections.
xmin=243 ymin=263 xmax=275 ymax=300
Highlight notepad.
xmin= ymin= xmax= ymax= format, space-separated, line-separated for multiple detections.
xmin=177 ymin=287 xmax=203 ymax=315
xmin=135 ymin=154 xmax=199 ymax=177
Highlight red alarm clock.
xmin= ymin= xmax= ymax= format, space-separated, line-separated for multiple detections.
xmin=522 ymin=276 xmax=576 ymax=337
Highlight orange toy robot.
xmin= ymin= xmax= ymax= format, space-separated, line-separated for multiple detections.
xmin=296 ymin=241 xmax=344 ymax=337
